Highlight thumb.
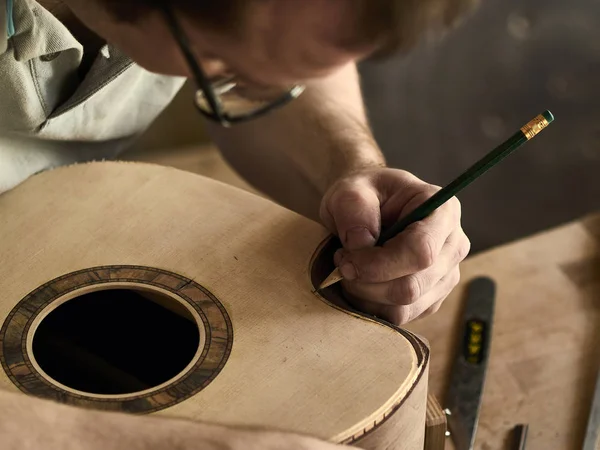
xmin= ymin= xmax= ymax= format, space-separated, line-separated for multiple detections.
xmin=322 ymin=178 xmax=381 ymax=251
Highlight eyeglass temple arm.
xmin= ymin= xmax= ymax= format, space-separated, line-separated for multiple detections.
xmin=159 ymin=4 xmax=225 ymax=119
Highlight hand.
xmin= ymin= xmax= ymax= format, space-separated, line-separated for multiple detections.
xmin=319 ymin=168 xmax=470 ymax=325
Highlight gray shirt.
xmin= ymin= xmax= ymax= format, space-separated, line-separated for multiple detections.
xmin=0 ymin=0 xmax=186 ymax=193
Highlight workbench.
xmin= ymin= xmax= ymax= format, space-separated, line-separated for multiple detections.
xmin=406 ymin=213 xmax=600 ymax=450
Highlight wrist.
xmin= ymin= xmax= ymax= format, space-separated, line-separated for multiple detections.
xmin=324 ymin=142 xmax=387 ymax=191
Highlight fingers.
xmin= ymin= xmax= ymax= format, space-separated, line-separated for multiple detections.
xmin=341 ymin=228 xmax=470 ymax=305
xmin=319 ymin=168 xmax=470 ymax=325
xmin=320 ymin=178 xmax=381 ymax=251
xmin=421 ymin=298 xmax=444 ymax=317
xmin=345 ymin=266 xmax=461 ymax=325
xmin=337 ymin=196 xmax=463 ymax=283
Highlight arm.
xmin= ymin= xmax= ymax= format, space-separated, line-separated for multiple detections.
xmin=204 ymin=63 xmax=385 ymax=221
xmin=0 ymin=389 xmax=348 ymax=450
xmin=205 ymin=63 xmax=470 ymax=325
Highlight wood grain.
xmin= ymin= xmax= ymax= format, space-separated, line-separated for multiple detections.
xmin=424 ymin=394 xmax=447 ymax=450
xmin=353 ymin=364 xmax=428 ymax=450
xmin=122 ymin=144 xmax=258 ymax=194
xmin=405 ymin=212 xmax=600 ymax=450
xmin=0 ymin=161 xmax=429 ymax=447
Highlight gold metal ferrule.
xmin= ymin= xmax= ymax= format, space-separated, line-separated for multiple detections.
xmin=520 ymin=115 xmax=550 ymax=140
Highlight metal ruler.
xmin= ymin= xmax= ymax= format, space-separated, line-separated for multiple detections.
xmin=445 ymin=276 xmax=496 ymax=450
xmin=583 ymin=362 xmax=600 ymax=450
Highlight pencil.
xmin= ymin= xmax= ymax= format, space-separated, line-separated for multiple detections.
xmin=318 ymin=110 xmax=555 ymax=290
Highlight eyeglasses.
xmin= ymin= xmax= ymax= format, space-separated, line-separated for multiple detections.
xmin=160 ymin=5 xmax=305 ymax=127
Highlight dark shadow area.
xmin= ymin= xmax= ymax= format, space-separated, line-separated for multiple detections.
xmin=359 ymin=0 xmax=600 ymax=253
xmin=33 ymin=289 xmax=200 ymax=395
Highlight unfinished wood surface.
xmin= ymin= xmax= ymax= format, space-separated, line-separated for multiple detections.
xmin=405 ymin=212 xmax=600 ymax=450
xmin=353 ymin=362 xmax=428 ymax=450
xmin=0 ymin=161 xmax=428 ymax=448
xmin=424 ymin=394 xmax=447 ymax=450
xmin=122 ymin=144 xmax=258 ymax=194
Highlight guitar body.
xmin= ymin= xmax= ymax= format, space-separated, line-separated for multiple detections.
xmin=0 ymin=162 xmax=429 ymax=449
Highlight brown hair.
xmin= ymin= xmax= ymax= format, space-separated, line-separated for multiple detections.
xmin=101 ymin=0 xmax=248 ymax=31
xmin=102 ymin=0 xmax=479 ymax=58
xmin=351 ymin=0 xmax=479 ymax=57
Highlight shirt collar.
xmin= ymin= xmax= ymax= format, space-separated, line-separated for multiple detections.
xmin=1 ymin=0 xmax=9 ymax=54
xmin=9 ymin=0 xmax=82 ymax=61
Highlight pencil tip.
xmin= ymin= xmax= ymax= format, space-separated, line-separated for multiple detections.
xmin=318 ymin=268 xmax=344 ymax=290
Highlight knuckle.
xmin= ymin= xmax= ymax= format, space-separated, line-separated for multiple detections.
xmin=455 ymin=237 xmax=471 ymax=263
xmin=407 ymin=227 xmax=436 ymax=270
xmin=450 ymin=267 xmax=461 ymax=288
xmin=390 ymin=276 xmax=422 ymax=304
xmin=332 ymin=185 xmax=366 ymax=206
xmin=412 ymin=185 xmax=441 ymax=206
xmin=449 ymin=196 xmax=462 ymax=220
xmin=393 ymin=307 xmax=413 ymax=325
xmin=408 ymin=184 xmax=440 ymax=207
xmin=431 ymin=302 xmax=443 ymax=314
xmin=386 ymin=306 xmax=412 ymax=326
xmin=426 ymin=184 xmax=442 ymax=196
xmin=425 ymin=301 xmax=443 ymax=317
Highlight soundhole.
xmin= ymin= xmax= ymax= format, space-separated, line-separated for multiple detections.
xmin=31 ymin=288 xmax=201 ymax=395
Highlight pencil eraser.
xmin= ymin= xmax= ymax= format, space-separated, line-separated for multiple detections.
xmin=542 ymin=110 xmax=554 ymax=123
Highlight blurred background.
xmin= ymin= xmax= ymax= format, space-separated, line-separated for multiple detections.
xmin=123 ymin=0 xmax=600 ymax=254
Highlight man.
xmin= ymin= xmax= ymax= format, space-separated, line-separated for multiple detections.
xmin=0 ymin=1 xmax=474 ymax=448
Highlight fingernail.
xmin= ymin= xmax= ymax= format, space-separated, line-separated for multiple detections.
xmin=334 ymin=249 xmax=344 ymax=266
xmin=340 ymin=262 xmax=358 ymax=281
xmin=345 ymin=226 xmax=376 ymax=250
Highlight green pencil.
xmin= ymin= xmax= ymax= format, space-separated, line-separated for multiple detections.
xmin=319 ymin=110 xmax=555 ymax=290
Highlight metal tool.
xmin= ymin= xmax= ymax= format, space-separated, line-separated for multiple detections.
xmin=513 ymin=424 xmax=529 ymax=450
xmin=445 ymin=276 xmax=496 ymax=450
xmin=582 ymin=363 xmax=600 ymax=450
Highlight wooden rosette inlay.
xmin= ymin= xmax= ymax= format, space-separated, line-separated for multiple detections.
xmin=0 ymin=265 xmax=233 ymax=414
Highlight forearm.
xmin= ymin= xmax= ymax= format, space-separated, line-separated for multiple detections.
xmin=0 ymin=388 xmax=217 ymax=450
xmin=0 ymin=389 xmax=344 ymax=450
xmin=205 ymin=63 xmax=386 ymax=221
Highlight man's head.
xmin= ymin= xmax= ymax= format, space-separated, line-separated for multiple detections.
xmin=64 ymin=0 xmax=477 ymax=124
xmin=67 ymin=0 xmax=477 ymax=82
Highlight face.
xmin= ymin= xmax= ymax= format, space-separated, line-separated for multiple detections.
xmin=66 ymin=0 xmax=375 ymax=89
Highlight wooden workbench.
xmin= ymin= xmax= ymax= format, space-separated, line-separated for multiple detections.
xmin=406 ymin=213 xmax=600 ymax=450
